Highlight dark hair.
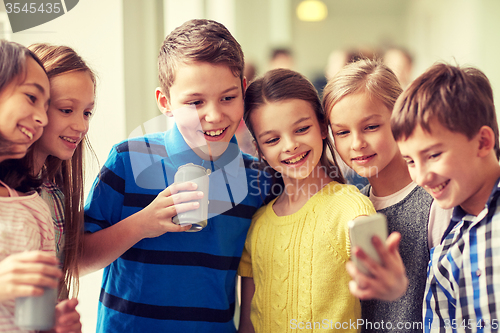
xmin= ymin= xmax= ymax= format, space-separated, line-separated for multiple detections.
xmin=158 ymin=19 xmax=244 ymax=99
xmin=244 ymin=68 xmax=345 ymax=184
xmin=391 ymin=62 xmax=499 ymax=159
xmin=0 ymin=39 xmax=46 ymax=188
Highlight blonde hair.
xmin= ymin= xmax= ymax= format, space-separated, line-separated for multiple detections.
xmin=322 ymin=58 xmax=403 ymax=118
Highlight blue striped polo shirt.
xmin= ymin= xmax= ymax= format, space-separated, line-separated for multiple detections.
xmin=84 ymin=124 xmax=273 ymax=333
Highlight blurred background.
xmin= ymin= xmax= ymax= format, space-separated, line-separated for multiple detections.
xmin=1 ymin=0 xmax=499 ymax=331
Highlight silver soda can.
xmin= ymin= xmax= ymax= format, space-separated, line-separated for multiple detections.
xmin=173 ymin=163 xmax=210 ymax=232
xmin=15 ymin=287 xmax=57 ymax=330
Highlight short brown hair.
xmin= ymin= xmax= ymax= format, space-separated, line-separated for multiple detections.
xmin=391 ymin=63 xmax=499 ymax=159
xmin=322 ymin=58 xmax=403 ymax=118
xmin=158 ymin=19 xmax=244 ymax=99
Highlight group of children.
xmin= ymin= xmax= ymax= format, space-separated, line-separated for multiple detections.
xmin=0 ymin=17 xmax=499 ymax=333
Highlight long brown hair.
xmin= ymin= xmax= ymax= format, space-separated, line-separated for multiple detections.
xmin=0 ymin=40 xmax=46 ymax=178
xmin=29 ymin=43 xmax=97 ymax=298
xmin=244 ymin=68 xmax=345 ymax=184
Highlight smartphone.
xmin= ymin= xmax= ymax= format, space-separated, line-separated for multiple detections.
xmin=348 ymin=213 xmax=388 ymax=276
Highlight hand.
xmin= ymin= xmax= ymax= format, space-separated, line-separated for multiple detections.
xmin=0 ymin=251 xmax=61 ymax=302
xmin=52 ymin=299 xmax=82 ymax=333
xmin=137 ymin=181 xmax=205 ymax=239
xmin=346 ymin=232 xmax=408 ymax=301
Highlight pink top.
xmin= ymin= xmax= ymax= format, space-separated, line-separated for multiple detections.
xmin=0 ymin=180 xmax=55 ymax=332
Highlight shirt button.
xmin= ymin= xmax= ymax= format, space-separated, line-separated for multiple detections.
xmin=476 ymin=269 xmax=482 ymax=276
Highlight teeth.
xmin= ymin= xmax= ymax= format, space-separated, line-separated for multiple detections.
xmin=284 ymin=152 xmax=307 ymax=164
xmin=430 ymin=180 xmax=449 ymax=193
xmin=20 ymin=127 xmax=33 ymax=140
xmin=61 ymin=136 xmax=77 ymax=143
xmin=204 ymin=129 xmax=225 ymax=137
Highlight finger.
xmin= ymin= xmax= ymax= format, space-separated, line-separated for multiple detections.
xmin=11 ymin=262 xmax=62 ymax=280
xmin=161 ymin=182 xmax=198 ymax=197
xmin=170 ymin=191 xmax=204 ymax=206
xmin=9 ymin=251 xmax=59 ymax=266
xmin=167 ymin=201 xmax=200 ymax=218
xmin=385 ymin=232 xmax=402 ymax=254
xmin=345 ymin=260 xmax=371 ymax=290
xmin=348 ymin=280 xmax=376 ymax=300
xmin=352 ymin=246 xmax=382 ymax=277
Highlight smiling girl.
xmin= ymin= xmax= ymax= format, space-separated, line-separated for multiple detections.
xmin=24 ymin=43 xmax=96 ymax=299
xmin=237 ymin=68 xmax=375 ymax=333
xmin=324 ymin=59 xmax=452 ymax=333
xmin=0 ymin=39 xmax=82 ymax=333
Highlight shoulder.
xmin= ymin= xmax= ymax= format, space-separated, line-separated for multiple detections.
xmin=114 ymin=132 xmax=168 ymax=156
xmin=316 ymin=182 xmax=375 ymax=216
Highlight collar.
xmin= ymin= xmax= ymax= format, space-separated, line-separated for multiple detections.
xmin=165 ymin=124 xmax=242 ymax=176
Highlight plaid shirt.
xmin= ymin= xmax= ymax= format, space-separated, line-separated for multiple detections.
xmin=424 ymin=178 xmax=500 ymax=333
xmin=40 ymin=181 xmax=65 ymax=266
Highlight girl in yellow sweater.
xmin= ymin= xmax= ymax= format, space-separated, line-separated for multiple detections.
xmin=238 ymin=68 xmax=375 ymax=333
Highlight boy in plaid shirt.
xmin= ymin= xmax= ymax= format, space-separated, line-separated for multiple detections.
xmin=392 ymin=63 xmax=500 ymax=332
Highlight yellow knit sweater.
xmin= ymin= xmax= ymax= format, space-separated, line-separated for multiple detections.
xmin=238 ymin=181 xmax=376 ymax=333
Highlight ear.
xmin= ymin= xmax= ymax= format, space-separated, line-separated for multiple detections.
xmin=320 ymin=123 xmax=328 ymax=140
xmin=242 ymin=76 xmax=247 ymax=93
xmin=155 ymin=87 xmax=173 ymax=117
xmin=477 ymin=125 xmax=496 ymax=157
xmin=253 ymin=140 xmax=265 ymax=160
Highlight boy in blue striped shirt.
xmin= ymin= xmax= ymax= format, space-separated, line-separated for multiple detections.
xmin=81 ymin=19 xmax=274 ymax=333
xmin=392 ymin=63 xmax=500 ymax=332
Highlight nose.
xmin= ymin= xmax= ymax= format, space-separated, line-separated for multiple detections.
xmin=203 ymin=104 xmax=223 ymax=123
xmin=283 ymin=135 xmax=298 ymax=152
xmin=413 ymin=163 xmax=432 ymax=188
xmin=351 ymin=132 xmax=367 ymax=151
xmin=34 ymin=107 xmax=48 ymax=127
xmin=71 ymin=114 xmax=89 ymax=134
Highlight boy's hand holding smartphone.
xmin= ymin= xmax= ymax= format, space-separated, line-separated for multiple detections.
xmin=347 ymin=213 xmax=408 ymax=301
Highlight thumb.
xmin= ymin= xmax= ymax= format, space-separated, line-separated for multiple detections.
xmin=386 ymin=232 xmax=402 ymax=254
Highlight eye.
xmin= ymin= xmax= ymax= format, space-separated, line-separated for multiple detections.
xmin=264 ymin=137 xmax=279 ymax=145
xmin=404 ymin=159 xmax=415 ymax=166
xmin=84 ymin=110 xmax=93 ymax=118
xmin=26 ymin=94 xmax=36 ymax=103
xmin=296 ymin=126 xmax=311 ymax=133
xmin=222 ymin=96 xmax=236 ymax=102
xmin=188 ymin=100 xmax=202 ymax=106
xmin=365 ymin=124 xmax=380 ymax=131
xmin=335 ymin=130 xmax=349 ymax=136
xmin=60 ymin=109 xmax=72 ymax=114
xmin=429 ymin=152 xmax=441 ymax=160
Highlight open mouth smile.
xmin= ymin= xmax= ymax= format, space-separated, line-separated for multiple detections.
xmin=60 ymin=136 xmax=78 ymax=144
xmin=429 ymin=180 xmax=450 ymax=193
xmin=19 ymin=126 xmax=34 ymax=140
xmin=203 ymin=126 xmax=229 ymax=137
xmin=282 ymin=151 xmax=310 ymax=165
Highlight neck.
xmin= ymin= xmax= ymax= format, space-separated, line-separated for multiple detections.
xmin=277 ymin=164 xmax=333 ymax=206
xmin=368 ymin=153 xmax=412 ymax=197
xmin=32 ymin=150 xmax=48 ymax=176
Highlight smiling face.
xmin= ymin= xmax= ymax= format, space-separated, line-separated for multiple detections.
xmin=156 ymin=61 xmax=245 ymax=159
xmin=398 ymin=117 xmax=484 ymax=213
xmin=251 ymin=99 xmax=326 ymax=181
xmin=34 ymin=71 xmax=95 ymax=167
xmin=329 ymin=92 xmax=400 ymax=180
xmin=0 ymin=57 xmax=50 ymax=161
